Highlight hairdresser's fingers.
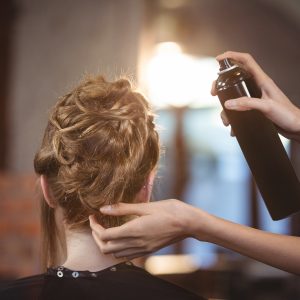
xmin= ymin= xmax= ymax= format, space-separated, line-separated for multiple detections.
xmin=216 ymin=51 xmax=269 ymax=84
xmin=89 ymin=215 xmax=105 ymax=232
xmin=113 ymin=248 xmax=150 ymax=259
xmin=101 ymin=238 xmax=143 ymax=255
xmin=220 ymin=110 xmax=230 ymax=126
xmin=225 ymin=97 xmax=269 ymax=113
xmin=89 ymin=215 xmax=108 ymax=249
xmin=211 ymin=80 xmax=217 ymax=96
xmin=91 ymin=225 xmax=140 ymax=254
xmin=100 ymin=202 xmax=151 ymax=217
xmin=89 ymin=213 xmax=138 ymax=241
xmin=99 ymin=222 xmax=142 ymax=242
xmin=91 ymin=229 xmax=106 ymax=251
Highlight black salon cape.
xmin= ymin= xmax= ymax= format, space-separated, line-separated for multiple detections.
xmin=1 ymin=262 xmax=205 ymax=300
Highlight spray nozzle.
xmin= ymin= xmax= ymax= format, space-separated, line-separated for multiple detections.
xmin=219 ymin=58 xmax=235 ymax=72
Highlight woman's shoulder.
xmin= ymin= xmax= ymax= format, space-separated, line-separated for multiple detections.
xmin=0 ymin=274 xmax=45 ymax=300
xmin=47 ymin=262 xmax=206 ymax=300
xmin=0 ymin=263 xmax=206 ymax=300
xmin=127 ymin=264 xmax=206 ymax=300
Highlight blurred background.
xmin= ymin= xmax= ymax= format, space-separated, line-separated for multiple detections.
xmin=1 ymin=0 xmax=300 ymax=299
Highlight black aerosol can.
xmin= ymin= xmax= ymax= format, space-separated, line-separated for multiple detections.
xmin=216 ymin=58 xmax=300 ymax=220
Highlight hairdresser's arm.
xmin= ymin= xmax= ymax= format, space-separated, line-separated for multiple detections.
xmin=212 ymin=51 xmax=300 ymax=142
xmin=90 ymin=200 xmax=300 ymax=275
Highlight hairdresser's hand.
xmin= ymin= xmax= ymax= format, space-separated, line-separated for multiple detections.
xmin=89 ymin=200 xmax=208 ymax=259
xmin=211 ymin=51 xmax=300 ymax=142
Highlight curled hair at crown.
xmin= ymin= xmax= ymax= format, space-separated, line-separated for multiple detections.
xmin=34 ymin=75 xmax=160 ymax=267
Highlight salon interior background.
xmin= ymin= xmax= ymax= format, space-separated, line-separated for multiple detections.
xmin=1 ymin=0 xmax=300 ymax=298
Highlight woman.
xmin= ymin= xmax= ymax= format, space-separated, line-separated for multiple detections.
xmin=1 ymin=76 xmax=204 ymax=299
xmin=90 ymin=51 xmax=300 ymax=275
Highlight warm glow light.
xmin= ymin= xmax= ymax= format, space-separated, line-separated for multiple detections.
xmin=145 ymin=254 xmax=199 ymax=275
xmin=140 ymin=42 xmax=219 ymax=108
xmin=154 ymin=41 xmax=182 ymax=54
xmin=159 ymin=0 xmax=189 ymax=9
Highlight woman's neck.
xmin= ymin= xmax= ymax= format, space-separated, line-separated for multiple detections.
xmin=62 ymin=228 xmax=125 ymax=272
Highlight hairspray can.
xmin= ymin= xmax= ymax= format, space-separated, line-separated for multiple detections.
xmin=216 ymin=58 xmax=300 ymax=220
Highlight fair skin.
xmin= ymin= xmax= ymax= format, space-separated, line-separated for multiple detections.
xmin=40 ymin=173 xmax=154 ymax=271
xmin=89 ymin=51 xmax=300 ymax=275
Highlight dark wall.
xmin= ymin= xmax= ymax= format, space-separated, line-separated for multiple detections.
xmin=0 ymin=1 xmax=15 ymax=170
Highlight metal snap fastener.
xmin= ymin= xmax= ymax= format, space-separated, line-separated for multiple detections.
xmin=110 ymin=266 xmax=117 ymax=271
xmin=57 ymin=271 xmax=64 ymax=278
xmin=72 ymin=271 xmax=79 ymax=278
xmin=57 ymin=266 xmax=64 ymax=271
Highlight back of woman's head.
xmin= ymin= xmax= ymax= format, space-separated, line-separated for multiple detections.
xmin=34 ymin=75 xmax=159 ymax=267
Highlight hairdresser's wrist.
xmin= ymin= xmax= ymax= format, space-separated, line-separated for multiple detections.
xmin=182 ymin=204 xmax=218 ymax=243
xmin=168 ymin=200 xmax=194 ymax=240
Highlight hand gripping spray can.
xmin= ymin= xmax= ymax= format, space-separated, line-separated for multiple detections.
xmin=216 ymin=58 xmax=300 ymax=220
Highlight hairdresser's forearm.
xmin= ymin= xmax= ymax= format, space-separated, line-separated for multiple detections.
xmin=188 ymin=207 xmax=300 ymax=274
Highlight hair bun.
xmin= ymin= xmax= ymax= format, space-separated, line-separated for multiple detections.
xmin=34 ymin=75 xmax=159 ymax=229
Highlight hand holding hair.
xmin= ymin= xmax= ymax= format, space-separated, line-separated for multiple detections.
xmin=89 ymin=200 xmax=203 ymax=260
xmin=91 ymin=199 xmax=300 ymax=275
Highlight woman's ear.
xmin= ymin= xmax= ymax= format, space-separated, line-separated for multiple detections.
xmin=135 ymin=170 xmax=156 ymax=203
xmin=40 ymin=175 xmax=56 ymax=208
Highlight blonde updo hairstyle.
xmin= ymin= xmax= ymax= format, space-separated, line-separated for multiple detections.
xmin=34 ymin=76 xmax=160 ymax=268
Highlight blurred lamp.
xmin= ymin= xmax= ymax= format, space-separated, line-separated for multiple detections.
xmin=145 ymin=254 xmax=199 ymax=275
xmin=141 ymin=42 xmax=219 ymax=108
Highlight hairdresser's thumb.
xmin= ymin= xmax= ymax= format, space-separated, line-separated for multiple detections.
xmin=89 ymin=215 xmax=105 ymax=231
xmin=100 ymin=203 xmax=147 ymax=217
